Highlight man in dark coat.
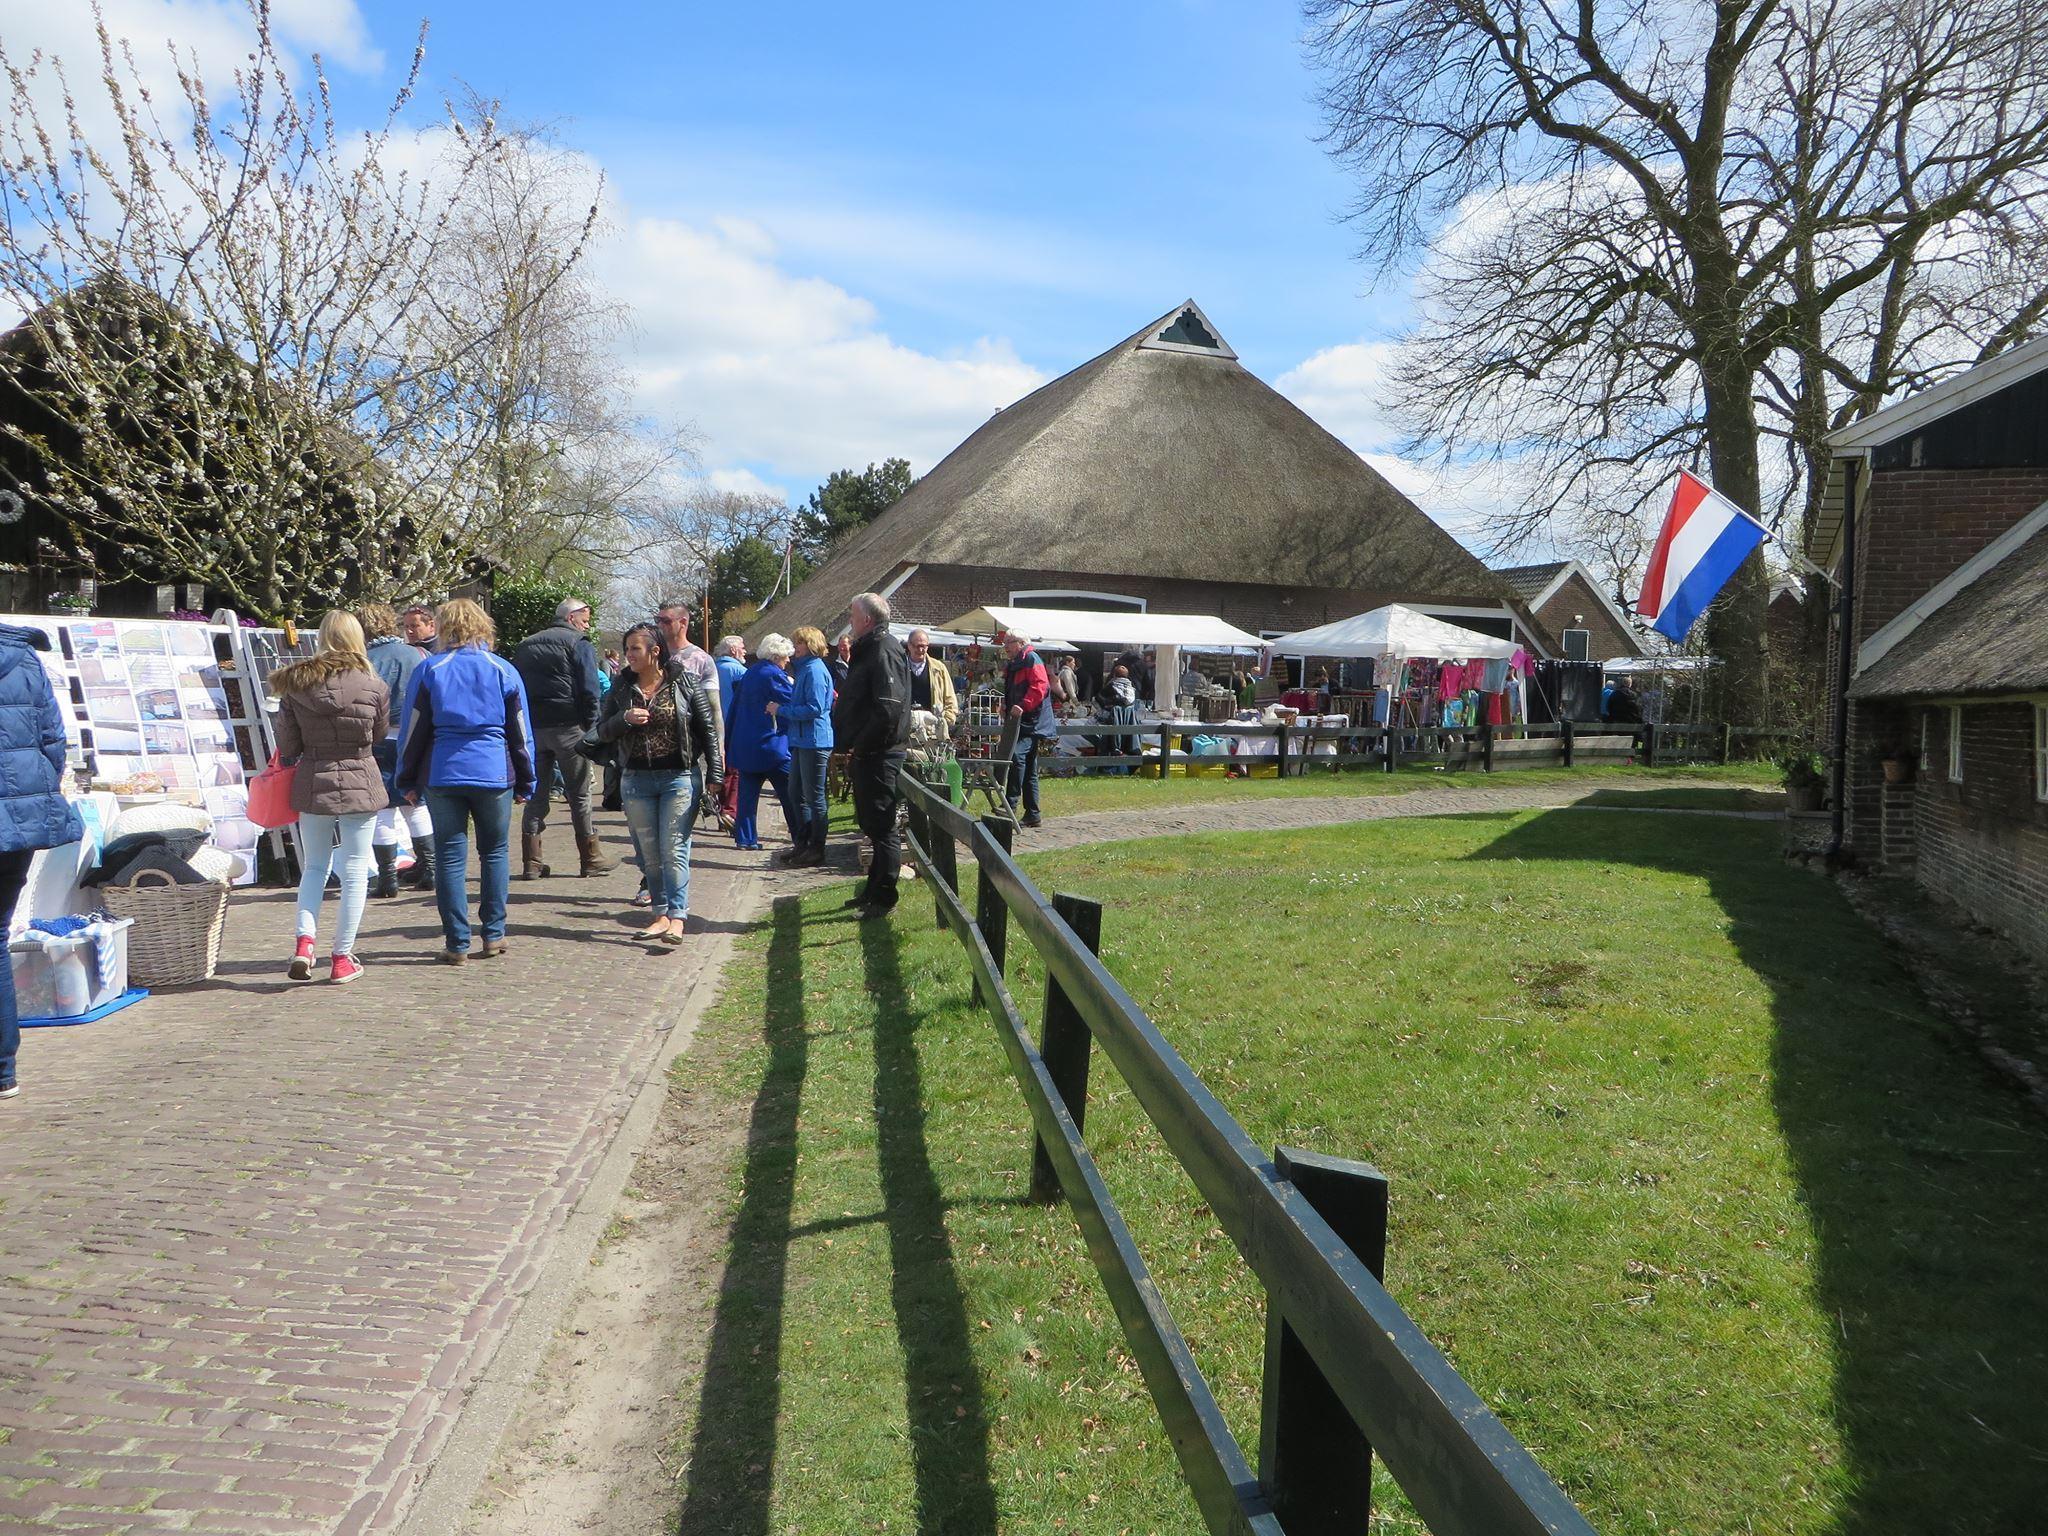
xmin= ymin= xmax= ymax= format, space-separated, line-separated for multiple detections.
xmin=830 ymin=591 xmax=911 ymax=916
xmin=511 ymin=597 xmax=613 ymax=879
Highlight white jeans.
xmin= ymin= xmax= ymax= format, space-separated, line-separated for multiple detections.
xmin=296 ymin=811 xmax=377 ymax=955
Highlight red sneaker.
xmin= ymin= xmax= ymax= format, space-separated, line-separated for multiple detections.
xmin=288 ymin=935 xmax=315 ymax=981
xmin=329 ymin=953 xmax=365 ymax=984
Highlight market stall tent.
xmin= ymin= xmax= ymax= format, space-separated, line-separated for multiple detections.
xmin=1266 ymin=604 xmax=1518 ymax=661
xmin=942 ymin=604 xmax=1265 ymax=712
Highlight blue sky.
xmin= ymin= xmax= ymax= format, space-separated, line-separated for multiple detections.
xmin=4 ymin=0 xmax=1465 ymax=528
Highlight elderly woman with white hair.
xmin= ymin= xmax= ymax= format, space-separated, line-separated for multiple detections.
xmin=730 ymin=631 xmax=798 ymax=852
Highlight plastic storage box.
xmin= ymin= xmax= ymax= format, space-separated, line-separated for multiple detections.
xmin=10 ymin=918 xmax=135 ymax=1022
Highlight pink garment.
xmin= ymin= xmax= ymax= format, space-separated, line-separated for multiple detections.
xmin=1462 ymin=659 xmax=1487 ymax=691
xmin=1510 ymin=647 xmax=1532 ymax=678
xmin=1439 ymin=660 xmax=1462 ymax=699
xmin=1485 ymin=691 xmax=1506 ymax=726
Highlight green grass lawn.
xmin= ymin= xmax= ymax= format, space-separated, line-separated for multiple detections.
xmin=674 ymin=807 xmax=2046 ymax=1535
xmin=824 ymin=759 xmax=1781 ymax=831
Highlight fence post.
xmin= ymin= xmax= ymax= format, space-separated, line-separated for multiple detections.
xmin=1561 ymin=718 xmax=1575 ymax=768
xmin=1030 ymin=892 xmax=1102 ymax=1204
xmin=1642 ymin=722 xmax=1658 ymax=768
xmin=1384 ymin=720 xmax=1398 ymax=774
xmin=971 ymin=813 xmax=1014 ymax=1007
xmin=930 ymin=804 xmax=958 ymax=933
xmin=1275 ymin=722 xmax=1290 ymax=779
xmin=1259 ymin=1147 xmax=1389 ymax=1534
xmin=1720 ymin=722 xmax=1734 ymax=764
xmin=1157 ymin=722 xmax=1172 ymax=784
xmin=1481 ymin=721 xmax=1495 ymax=773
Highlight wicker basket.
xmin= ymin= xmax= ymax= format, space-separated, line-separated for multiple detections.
xmin=100 ymin=873 xmax=231 ymax=987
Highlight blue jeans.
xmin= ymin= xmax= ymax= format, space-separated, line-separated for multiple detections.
xmin=425 ymin=786 xmax=513 ymax=951
xmin=735 ymin=766 xmax=792 ymax=848
xmin=789 ymin=747 xmax=831 ymax=849
xmin=0 ymin=849 xmax=31 ymax=1089
xmin=295 ymin=811 xmax=376 ymax=955
xmin=1008 ymin=734 xmax=1045 ymax=818
xmin=621 ymin=767 xmax=701 ymax=919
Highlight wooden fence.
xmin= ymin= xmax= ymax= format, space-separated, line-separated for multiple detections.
xmin=897 ymin=768 xmax=1601 ymax=1536
xmin=959 ymin=718 xmax=1797 ymax=778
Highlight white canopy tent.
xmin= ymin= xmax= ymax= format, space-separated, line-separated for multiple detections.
xmin=1266 ymin=604 xmax=1518 ymax=662
xmin=943 ymin=604 xmax=1266 ymax=713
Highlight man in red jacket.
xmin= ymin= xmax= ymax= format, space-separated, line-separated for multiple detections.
xmin=1001 ymin=631 xmax=1058 ymax=828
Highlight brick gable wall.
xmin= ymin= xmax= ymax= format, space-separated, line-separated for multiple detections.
xmin=1852 ymin=469 xmax=2048 ymax=645
xmin=1528 ymin=573 xmax=1637 ymax=659
xmin=1908 ymin=701 xmax=2048 ymax=963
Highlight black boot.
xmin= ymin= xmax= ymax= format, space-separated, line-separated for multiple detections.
xmin=371 ymin=844 xmax=400 ymax=898
xmin=405 ymin=836 xmax=436 ymax=892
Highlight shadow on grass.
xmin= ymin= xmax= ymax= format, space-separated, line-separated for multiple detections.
xmin=1469 ymin=811 xmax=2048 ymax=1534
xmin=857 ymin=914 xmax=1000 ymax=1534
xmin=674 ymin=896 xmax=1000 ymax=1536
xmin=676 ymin=895 xmax=807 ymax=1536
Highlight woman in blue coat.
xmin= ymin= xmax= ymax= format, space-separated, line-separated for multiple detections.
xmin=395 ymin=599 xmax=537 ymax=961
xmin=0 ymin=624 xmax=85 ymax=1100
xmin=729 ymin=635 xmax=796 ymax=852
xmin=775 ymin=626 xmax=835 ymax=867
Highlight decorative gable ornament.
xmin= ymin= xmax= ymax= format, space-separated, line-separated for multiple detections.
xmin=1138 ymin=300 xmax=1237 ymax=360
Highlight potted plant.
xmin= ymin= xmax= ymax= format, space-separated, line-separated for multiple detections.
xmin=44 ymin=590 xmax=91 ymax=618
xmin=1778 ymin=749 xmax=1828 ymax=812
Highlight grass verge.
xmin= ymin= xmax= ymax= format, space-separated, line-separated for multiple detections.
xmin=673 ymin=806 xmax=2045 ymax=1535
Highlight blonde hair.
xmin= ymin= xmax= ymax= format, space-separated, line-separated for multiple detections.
xmin=758 ymin=632 xmax=795 ymax=663
xmin=317 ymin=610 xmax=370 ymax=667
xmin=436 ymin=597 xmax=496 ymax=650
xmin=791 ymin=625 xmax=828 ymax=658
xmin=355 ymin=602 xmax=398 ymax=640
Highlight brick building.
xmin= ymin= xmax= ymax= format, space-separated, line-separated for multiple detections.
xmin=752 ymin=302 xmax=1547 ymax=668
xmin=1814 ymin=338 xmax=2048 ymax=962
xmin=1491 ymin=560 xmax=1644 ymax=660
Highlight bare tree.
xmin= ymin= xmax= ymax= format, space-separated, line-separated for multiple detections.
xmin=0 ymin=1 xmax=598 ymax=618
xmin=625 ymin=486 xmax=791 ymax=647
xmin=1306 ymin=0 xmax=2048 ymax=705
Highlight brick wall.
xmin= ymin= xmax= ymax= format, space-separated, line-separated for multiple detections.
xmin=1908 ymin=701 xmax=2048 ymax=964
xmin=1852 ymin=469 xmax=2048 ymax=644
xmin=1529 ymin=573 xmax=1637 ymax=659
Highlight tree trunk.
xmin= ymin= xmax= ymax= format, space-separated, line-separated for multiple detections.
xmin=1697 ymin=349 xmax=1769 ymax=724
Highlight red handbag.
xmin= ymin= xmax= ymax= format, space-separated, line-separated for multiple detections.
xmin=246 ymin=752 xmax=300 ymax=829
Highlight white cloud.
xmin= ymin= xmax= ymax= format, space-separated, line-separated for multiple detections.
xmin=601 ymin=214 xmax=1046 ymax=487
xmin=707 ymin=466 xmax=788 ymax=499
xmin=0 ymin=0 xmax=380 ymax=148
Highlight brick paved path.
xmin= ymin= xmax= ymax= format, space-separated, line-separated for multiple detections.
xmin=0 ymin=813 xmax=768 ymax=1535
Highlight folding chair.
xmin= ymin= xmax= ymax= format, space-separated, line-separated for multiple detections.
xmin=958 ymin=714 xmax=1021 ymax=817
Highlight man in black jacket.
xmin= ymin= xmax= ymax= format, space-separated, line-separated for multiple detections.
xmin=830 ymin=591 xmax=912 ymax=915
xmin=511 ymin=598 xmax=615 ymax=879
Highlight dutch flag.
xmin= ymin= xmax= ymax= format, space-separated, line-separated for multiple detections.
xmin=1637 ymin=471 xmax=1769 ymax=643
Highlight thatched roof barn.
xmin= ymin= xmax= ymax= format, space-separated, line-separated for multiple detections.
xmin=751 ymin=302 xmax=1543 ymax=651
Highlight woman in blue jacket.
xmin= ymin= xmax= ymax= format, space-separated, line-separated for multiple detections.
xmin=0 ymin=624 xmax=84 ymax=1101
xmin=396 ymin=599 xmax=537 ymax=962
xmin=729 ymin=635 xmax=796 ymax=852
xmin=775 ymin=626 xmax=835 ymax=867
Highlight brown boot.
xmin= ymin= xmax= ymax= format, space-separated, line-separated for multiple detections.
xmin=519 ymin=830 xmax=550 ymax=880
xmin=577 ymin=833 xmax=618 ymax=877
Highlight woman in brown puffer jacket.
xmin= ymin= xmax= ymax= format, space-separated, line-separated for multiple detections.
xmin=271 ymin=611 xmax=390 ymax=984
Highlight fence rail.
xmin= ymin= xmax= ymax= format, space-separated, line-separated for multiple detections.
xmin=898 ymin=769 xmax=1600 ymax=1536
xmin=957 ymin=718 xmax=1796 ymax=778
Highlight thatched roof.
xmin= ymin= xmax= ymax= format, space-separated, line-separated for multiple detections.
xmin=1850 ymin=519 xmax=2048 ymax=698
xmin=753 ymin=301 xmax=1511 ymax=638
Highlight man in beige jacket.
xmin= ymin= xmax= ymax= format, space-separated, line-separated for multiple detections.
xmin=904 ymin=628 xmax=959 ymax=732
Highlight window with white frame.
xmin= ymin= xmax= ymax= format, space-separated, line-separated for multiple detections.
xmin=2036 ymin=703 xmax=2047 ymax=802
xmin=1948 ymin=704 xmax=1964 ymax=783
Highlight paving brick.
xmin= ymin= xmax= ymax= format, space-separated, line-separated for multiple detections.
xmin=0 ymin=815 xmax=758 ymax=1532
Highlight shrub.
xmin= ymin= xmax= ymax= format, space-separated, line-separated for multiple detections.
xmin=491 ymin=573 xmax=596 ymax=650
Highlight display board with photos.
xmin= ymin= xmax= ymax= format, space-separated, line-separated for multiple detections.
xmin=3 ymin=613 xmax=307 ymax=887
